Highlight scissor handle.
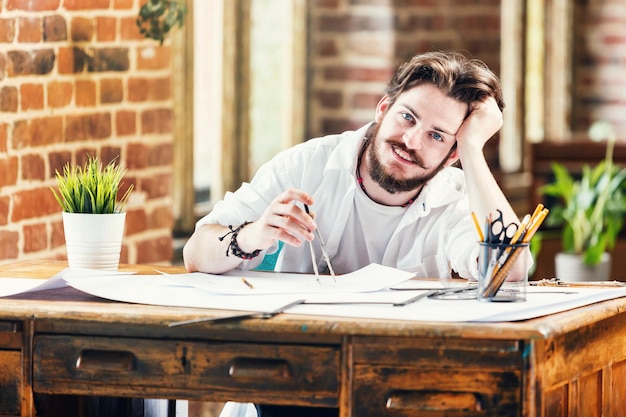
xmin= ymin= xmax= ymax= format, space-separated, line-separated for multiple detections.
xmin=489 ymin=210 xmax=518 ymax=244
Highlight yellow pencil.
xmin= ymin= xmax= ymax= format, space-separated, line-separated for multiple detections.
xmin=241 ymin=277 xmax=254 ymax=289
xmin=471 ymin=212 xmax=485 ymax=242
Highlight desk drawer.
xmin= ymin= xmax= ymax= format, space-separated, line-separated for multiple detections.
xmin=33 ymin=335 xmax=339 ymax=406
xmin=351 ymin=336 xmax=523 ymax=417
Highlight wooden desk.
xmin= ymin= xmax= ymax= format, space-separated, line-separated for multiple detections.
xmin=2 ymin=261 xmax=626 ymax=417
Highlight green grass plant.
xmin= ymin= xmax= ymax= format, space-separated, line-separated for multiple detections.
xmin=51 ymin=156 xmax=133 ymax=214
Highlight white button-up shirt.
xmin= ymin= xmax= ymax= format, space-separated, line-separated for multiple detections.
xmin=198 ymin=124 xmax=480 ymax=279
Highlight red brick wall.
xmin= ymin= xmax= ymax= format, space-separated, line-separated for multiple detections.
xmin=307 ymin=0 xmax=503 ymax=139
xmin=572 ymin=0 xmax=626 ymax=140
xmin=0 ymin=0 xmax=174 ymax=265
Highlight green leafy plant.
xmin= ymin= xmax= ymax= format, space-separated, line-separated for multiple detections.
xmin=539 ymin=122 xmax=626 ymax=266
xmin=51 ymin=156 xmax=133 ymax=214
xmin=136 ymin=0 xmax=188 ymax=45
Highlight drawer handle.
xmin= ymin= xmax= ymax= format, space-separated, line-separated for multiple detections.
xmin=76 ymin=349 xmax=137 ymax=372
xmin=229 ymin=358 xmax=292 ymax=380
xmin=386 ymin=390 xmax=484 ymax=411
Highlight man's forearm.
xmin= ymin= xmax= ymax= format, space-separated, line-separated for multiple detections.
xmin=183 ymin=224 xmax=245 ymax=274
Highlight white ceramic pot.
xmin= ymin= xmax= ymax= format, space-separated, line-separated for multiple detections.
xmin=555 ymin=252 xmax=611 ymax=282
xmin=62 ymin=212 xmax=126 ymax=270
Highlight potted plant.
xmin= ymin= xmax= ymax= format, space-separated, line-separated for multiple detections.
xmin=51 ymin=156 xmax=133 ymax=270
xmin=539 ymin=121 xmax=626 ymax=281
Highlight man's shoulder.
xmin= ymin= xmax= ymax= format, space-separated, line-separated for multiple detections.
xmin=276 ymin=125 xmax=367 ymax=161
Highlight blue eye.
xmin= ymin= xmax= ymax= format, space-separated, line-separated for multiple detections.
xmin=401 ymin=112 xmax=414 ymax=123
xmin=432 ymin=132 xmax=443 ymax=141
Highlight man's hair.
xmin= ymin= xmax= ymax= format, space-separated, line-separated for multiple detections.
xmin=384 ymin=51 xmax=505 ymax=112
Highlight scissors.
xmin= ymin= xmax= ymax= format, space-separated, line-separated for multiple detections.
xmin=489 ymin=209 xmax=518 ymax=244
xmin=304 ymin=204 xmax=336 ymax=283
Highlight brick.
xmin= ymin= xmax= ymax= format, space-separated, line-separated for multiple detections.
xmin=323 ymin=65 xmax=392 ymax=82
xmin=50 ymin=219 xmax=65 ymax=248
xmin=313 ymin=0 xmax=340 ymax=8
xmin=0 ymin=156 xmax=18 ymax=187
xmin=148 ymin=205 xmax=173 ymax=229
xmin=75 ymin=150 xmax=98 ymax=167
xmin=129 ymin=77 xmax=171 ymax=102
xmin=71 ymin=17 xmax=93 ymax=42
xmin=23 ymin=223 xmax=47 ymax=253
xmin=322 ymin=118 xmax=367 ymax=135
xmin=21 ymin=153 xmax=45 ymax=180
xmin=20 ymin=83 xmax=44 ymax=110
xmin=316 ymin=90 xmax=343 ymax=109
xmin=141 ymin=108 xmax=173 ymax=134
xmin=141 ymin=172 xmax=171 ymax=199
xmin=96 ymin=16 xmax=116 ymax=42
xmin=352 ymin=92 xmax=380 ymax=109
xmin=135 ymin=235 xmax=173 ymax=264
xmin=119 ymin=244 xmax=128 ymax=264
xmin=66 ymin=112 xmax=112 ymax=141
xmin=128 ymin=78 xmax=149 ymax=101
xmin=0 ymin=230 xmax=19 ymax=260
xmin=319 ymin=15 xmax=395 ymax=32
xmin=7 ymin=49 xmax=55 ymax=76
xmin=101 ymin=78 xmax=123 ymax=103
xmin=18 ymin=17 xmax=42 ymax=42
xmin=101 ymin=146 xmax=122 ymax=165
xmin=13 ymin=116 xmax=63 ymax=148
xmin=47 ymin=81 xmax=73 ymax=108
xmin=0 ymin=196 xmax=9 ymax=225
xmin=149 ymin=143 xmax=173 ymax=167
xmin=7 ymin=0 xmax=60 ymax=11
xmin=0 ymin=18 xmax=16 ymax=43
xmin=75 ymin=79 xmax=96 ymax=107
xmin=136 ymin=46 xmax=171 ymax=70
xmin=0 ymin=123 xmax=7 ymax=152
xmin=314 ymin=39 xmax=338 ymax=57
xmin=64 ymin=0 xmax=109 ymax=10
xmin=85 ymin=47 xmax=129 ymax=72
xmin=120 ymin=16 xmax=143 ymax=41
xmin=43 ymin=15 xmax=67 ymax=42
xmin=0 ymin=54 xmax=6 ymax=79
xmin=12 ymin=187 xmax=60 ymax=221
xmin=125 ymin=208 xmax=148 ymax=235
xmin=126 ymin=142 xmax=148 ymax=169
xmin=48 ymin=151 xmax=72 ymax=178
xmin=114 ymin=0 xmax=133 ymax=9
xmin=0 ymin=86 xmax=18 ymax=112
xmin=116 ymin=110 xmax=136 ymax=136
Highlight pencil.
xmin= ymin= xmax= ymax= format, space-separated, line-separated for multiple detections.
xmin=241 ymin=277 xmax=254 ymax=289
xmin=471 ymin=212 xmax=485 ymax=241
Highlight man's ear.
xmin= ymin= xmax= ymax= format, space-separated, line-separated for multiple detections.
xmin=375 ymin=95 xmax=391 ymax=123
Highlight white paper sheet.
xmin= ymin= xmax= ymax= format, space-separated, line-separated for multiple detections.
xmin=5 ymin=266 xmax=626 ymax=322
xmin=0 ymin=268 xmax=132 ymax=297
xmin=65 ymin=270 xmax=626 ymax=322
xmin=165 ymin=263 xmax=416 ymax=295
xmin=63 ymin=272 xmax=298 ymax=312
xmin=290 ymin=286 xmax=626 ymax=322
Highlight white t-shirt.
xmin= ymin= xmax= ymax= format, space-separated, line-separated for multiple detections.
xmin=197 ymin=123 xmax=480 ymax=279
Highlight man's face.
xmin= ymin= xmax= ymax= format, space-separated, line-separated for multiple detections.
xmin=368 ymin=83 xmax=468 ymax=194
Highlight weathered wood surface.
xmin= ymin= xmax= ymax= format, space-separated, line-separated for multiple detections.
xmin=2 ymin=260 xmax=626 ymax=416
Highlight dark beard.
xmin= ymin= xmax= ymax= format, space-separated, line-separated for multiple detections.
xmin=366 ymin=125 xmax=452 ymax=194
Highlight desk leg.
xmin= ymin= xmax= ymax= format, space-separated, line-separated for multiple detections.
xmin=21 ymin=321 xmax=35 ymax=417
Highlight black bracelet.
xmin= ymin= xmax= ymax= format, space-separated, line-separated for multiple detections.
xmin=218 ymin=222 xmax=262 ymax=260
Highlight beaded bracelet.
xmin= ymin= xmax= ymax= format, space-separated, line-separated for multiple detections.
xmin=218 ymin=222 xmax=262 ymax=260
